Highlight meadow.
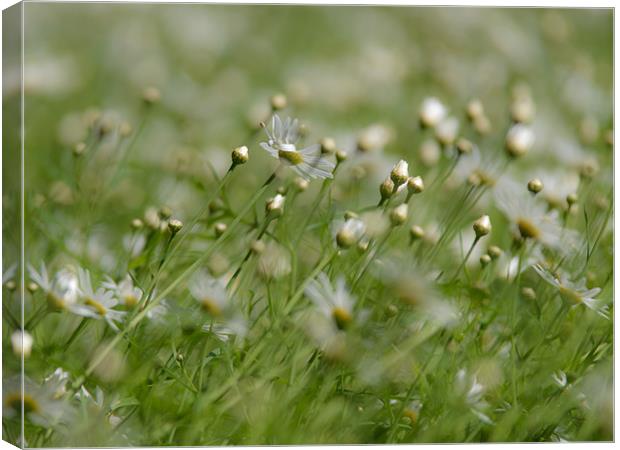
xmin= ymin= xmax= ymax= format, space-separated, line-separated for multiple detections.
xmin=1 ymin=4 xmax=613 ymax=445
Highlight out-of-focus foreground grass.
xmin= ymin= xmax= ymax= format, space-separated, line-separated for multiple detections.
xmin=2 ymin=4 xmax=613 ymax=446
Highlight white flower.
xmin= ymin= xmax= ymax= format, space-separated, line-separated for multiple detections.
xmin=533 ymin=265 xmax=609 ymax=319
xmin=28 ymin=263 xmax=79 ymax=310
xmin=3 ymin=373 xmax=74 ymax=427
xmin=189 ymin=270 xmax=229 ymax=316
xmin=11 ymin=330 xmax=33 ymax=357
xmin=260 ymin=115 xmax=334 ymax=180
xmin=494 ymin=180 xmax=571 ymax=250
xmin=103 ymin=275 xmax=143 ymax=307
xmin=74 ymin=268 xmax=126 ymax=331
xmin=305 ymin=272 xmax=355 ymax=329
xmin=419 ymin=97 xmax=447 ymax=128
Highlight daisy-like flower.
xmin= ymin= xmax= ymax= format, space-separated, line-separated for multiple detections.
xmin=260 ymin=115 xmax=335 ymax=180
xmin=103 ymin=275 xmax=143 ymax=307
xmin=28 ymin=263 xmax=80 ymax=310
xmin=189 ymin=270 xmax=229 ymax=316
xmin=74 ymin=268 xmax=126 ymax=331
xmin=3 ymin=370 xmax=74 ymax=427
xmin=494 ymin=180 xmax=571 ymax=250
xmin=533 ymin=264 xmax=609 ymax=319
xmin=455 ymin=369 xmax=494 ymax=425
xmin=305 ymin=272 xmax=355 ymax=329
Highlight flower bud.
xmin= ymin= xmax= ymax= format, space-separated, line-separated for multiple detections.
xmin=566 ymin=193 xmax=578 ymax=207
xmin=521 ymin=287 xmax=537 ymax=301
xmin=473 ymin=115 xmax=492 ymax=135
xmin=158 ymin=206 xmax=172 ymax=220
xmin=73 ymin=142 xmax=86 ymax=157
xmin=510 ymin=97 xmax=536 ymax=124
xmin=168 ymin=218 xmax=183 ymax=235
xmin=505 ymin=124 xmax=534 ymax=158
xmin=11 ymin=330 xmax=33 ymax=358
xmin=335 ymin=150 xmax=348 ymax=163
xmin=131 ymin=218 xmax=144 ymax=230
xmin=456 ymin=138 xmax=473 ymax=155
xmin=409 ymin=225 xmax=425 ymax=242
xmin=251 ymin=240 xmax=266 ymax=254
xmin=142 ymin=86 xmax=161 ymax=105
xmin=407 ymin=176 xmax=425 ymax=196
xmin=293 ymin=177 xmax=309 ymax=192
xmin=266 ymin=194 xmax=285 ymax=218
xmin=488 ymin=245 xmax=503 ymax=260
xmin=473 ymin=215 xmax=492 ymax=239
xmin=480 ymin=254 xmax=492 ymax=267
xmin=379 ymin=177 xmax=395 ymax=202
xmin=527 ymin=178 xmax=543 ymax=194
xmin=336 ymin=218 xmax=366 ymax=249
xmin=214 ymin=222 xmax=227 ymax=237
xmin=419 ymin=97 xmax=447 ymax=128
xmin=270 ymin=93 xmax=288 ymax=111
xmin=466 ymin=99 xmax=485 ymax=121
xmin=231 ymin=146 xmax=249 ymax=166
xmin=27 ymin=282 xmax=38 ymax=294
xmin=390 ymin=160 xmax=409 ymax=187
xmin=320 ymin=137 xmax=336 ymax=154
xmin=435 ymin=117 xmax=459 ymax=147
xmin=390 ymin=204 xmax=408 ymax=226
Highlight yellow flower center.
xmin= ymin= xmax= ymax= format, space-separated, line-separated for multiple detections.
xmin=47 ymin=292 xmax=66 ymax=310
xmin=403 ymin=408 xmax=418 ymax=424
xmin=517 ymin=218 xmax=540 ymax=240
xmin=201 ymin=297 xmax=222 ymax=316
xmin=85 ymin=298 xmax=107 ymax=316
xmin=123 ymin=294 xmax=138 ymax=307
xmin=332 ymin=307 xmax=352 ymax=330
xmin=278 ymin=149 xmax=304 ymax=166
xmin=5 ymin=393 xmax=40 ymax=414
xmin=559 ymin=285 xmax=583 ymax=305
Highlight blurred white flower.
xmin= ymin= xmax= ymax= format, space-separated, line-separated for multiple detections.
xmin=533 ymin=264 xmax=608 ymax=319
xmin=305 ymin=272 xmax=356 ymax=329
xmin=260 ymin=115 xmax=334 ymax=180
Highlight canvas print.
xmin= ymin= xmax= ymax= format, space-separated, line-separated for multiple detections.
xmin=2 ymin=3 xmax=613 ymax=446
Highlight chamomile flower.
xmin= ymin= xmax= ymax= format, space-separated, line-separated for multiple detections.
xmin=75 ymin=268 xmax=126 ymax=330
xmin=3 ymin=371 xmax=74 ymax=427
xmin=189 ymin=270 xmax=229 ymax=316
xmin=260 ymin=115 xmax=335 ymax=180
xmin=103 ymin=275 xmax=143 ymax=307
xmin=494 ymin=180 xmax=568 ymax=249
xmin=28 ymin=263 xmax=80 ymax=310
xmin=305 ymin=272 xmax=356 ymax=329
xmin=533 ymin=265 xmax=609 ymax=319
